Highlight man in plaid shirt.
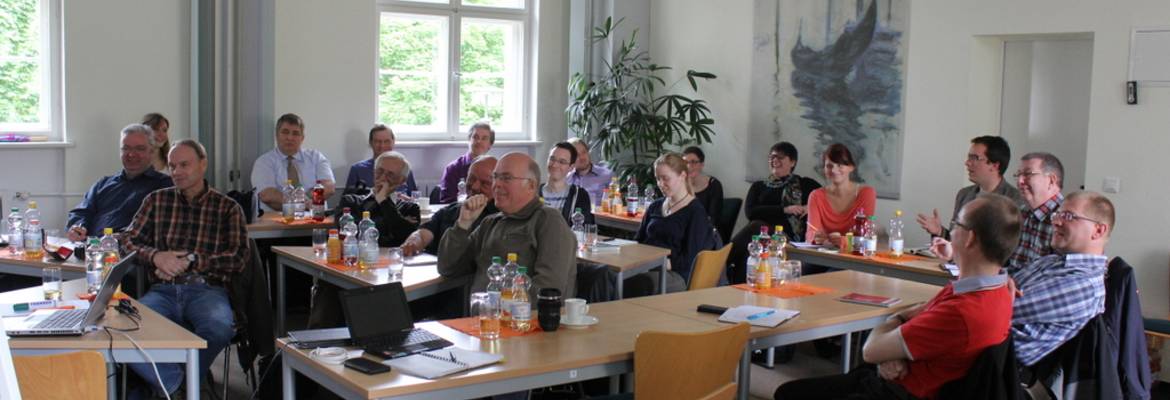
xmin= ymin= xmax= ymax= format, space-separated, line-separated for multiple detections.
xmin=122 ymin=139 xmax=247 ymax=397
xmin=1011 ymin=191 xmax=1113 ymax=366
xmin=1006 ymin=152 xmax=1065 ymax=276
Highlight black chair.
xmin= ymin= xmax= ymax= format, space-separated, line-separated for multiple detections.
xmin=936 ymin=337 xmax=1025 ymax=400
xmin=428 ymin=186 xmax=441 ymax=204
xmin=716 ymin=198 xmax=742 ymax=245
xmin=222 ymin=238 xmax=275 ymax=398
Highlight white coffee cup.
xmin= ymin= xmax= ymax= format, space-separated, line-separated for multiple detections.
xmin=564 ymin=298 xmax=589 ymax=323
xmin=417 ymin=197 xmax=430 ymax=210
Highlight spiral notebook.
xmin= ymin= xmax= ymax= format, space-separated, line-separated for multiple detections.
xmin=383 ymin=347 xmax=503 ymax=379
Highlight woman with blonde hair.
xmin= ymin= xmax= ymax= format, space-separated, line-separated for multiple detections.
xmin=141 ymin=113 xmax=170 ymax=174
xmin=625 ymin=152 xmax=722 ymax=297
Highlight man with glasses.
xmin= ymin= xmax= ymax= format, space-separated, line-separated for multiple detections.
xmin=66 ymin=124 xmax=173 ymax=241
xmin=540 ymin=142 xmax=595 ymax=225
xmin=917 ymin=136 xmax=1023 ymax=240
xmin=402 ymin=155 xmax=499 ymax=257
xmin=439 ymin=152 xmax=578 ymax=302
xmin=1007 ymin=152 xmax=1065 ymax=274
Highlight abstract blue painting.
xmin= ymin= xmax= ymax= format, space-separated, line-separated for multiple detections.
xmin=749 ymin=0 xmax=909 ymax=199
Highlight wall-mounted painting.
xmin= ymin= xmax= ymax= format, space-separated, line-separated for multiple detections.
xmin=749 ymin=0 xmax=909 ymax=199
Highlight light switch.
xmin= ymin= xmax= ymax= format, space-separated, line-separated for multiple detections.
xmin=1103 ymin=177 xmax=1121 ymax=194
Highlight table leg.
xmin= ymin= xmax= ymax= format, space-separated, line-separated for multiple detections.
xmin=187 ymin=349 xmax=199 ymax=400
xmin=107 ymin=363 xmax=117 ymax=400
xmin=282 ymin=360 xmax=295 ymax=400
xmin=841 ymin=333 xmax=852 ymax=374
xmin=609 ymin=375 xmax=619 ymax=394
xmin=658 ymin=256 xmax=667 ymax=294
xmin=277 ymin=258 xmax=286 ymax=335
xmin=614 ymin=270 xmax=624 ymax=300
xmin=737 ymin=346 xmax=751 ymax=400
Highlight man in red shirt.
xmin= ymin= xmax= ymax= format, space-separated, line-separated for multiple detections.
xmin=774 ymin=193 xmax=1020 ymax=400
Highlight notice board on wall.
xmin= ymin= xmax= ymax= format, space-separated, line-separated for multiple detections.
xmin=1130 ymin=26 xmax=1170 ymax=86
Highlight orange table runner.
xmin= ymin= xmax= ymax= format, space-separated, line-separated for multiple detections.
xmin=279 ymin=218 xmax=326 ymax=226
xmin=318 ymin=257 xmax=394 ymax=271
xmin=732 ymin=283 xmax=834 ymax=299
xmin=439 ymin=317 xmax=544 ymax=339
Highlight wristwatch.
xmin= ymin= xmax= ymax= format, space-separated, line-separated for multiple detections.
xmin=185 ymin=252 xmax=197 ymax=269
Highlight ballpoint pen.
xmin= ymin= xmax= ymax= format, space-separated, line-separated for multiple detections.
xmin=746 ymin=310 xmax=776 ymax=320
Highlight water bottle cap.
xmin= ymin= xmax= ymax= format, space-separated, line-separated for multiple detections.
xmin=751 ymin=235 xmax=759 ymax=240
xmin=362 ymin=211 xmax=371 ymax=218
xmin=869 ymin=216 xmax=876 ymax=220
xmin=507 ymin=253 xmax=518 ymax=262
xmin=895 ymin=210 xmax=903 ymax=217
xmin=27 ymin=201 xmax=36 ymax=208
xmin=343 ymin=207 xmax=351 ymax=213
xmin=517 ymin=266 xmax=527 ymax=274
xmin=775 ymin=225 xmax=783 ymax=232
xmin=10 ymin=207 xmax=17 ymax=212
xmin=492 ymin=256 xmax=502 ymax=263
xmin=575 ymin=208 xmax=582 ymax=213
xmin=104 ymin=228 xmax=114 ymax=235
xmin=329 ymin=229 xmax=338 ymax=235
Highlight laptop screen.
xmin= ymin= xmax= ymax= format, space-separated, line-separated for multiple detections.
xmin=83 ymin=251 xmax=137 ymax=325
xmin=339 ymin=282 xmax=414 ymax=341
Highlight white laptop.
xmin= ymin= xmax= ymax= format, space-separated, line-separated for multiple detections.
xmin=4 ymin=252 xmax=136 ymax=336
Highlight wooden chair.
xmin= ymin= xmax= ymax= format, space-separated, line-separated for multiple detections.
xmin=689 ymin=244 xmax=732 ymax=291
xmin=13 ymin=351 xmax=106 ymax=399
xmin=634 ymin=323 xmax=749 ymax=400
xmin=1145 ymin=317 xmax=1170 ymax=375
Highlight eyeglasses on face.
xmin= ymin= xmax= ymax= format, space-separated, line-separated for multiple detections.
xmin=492 ymin=173 xmax=533 ymax=183
xmin=547 ymin=156 xmax=571 ymax=166
xmin=1051 ymin=210 xmax=1103 ymax=225
xmin=949 ymin=219 xmax=971 ymax=232
xmin=121 ymin=146 xmax=150 ymax=154
xmin=1012 ymin=170 xmax=1047 ymax=179
xmin=966 ymin=154 xmax=987 ymax=163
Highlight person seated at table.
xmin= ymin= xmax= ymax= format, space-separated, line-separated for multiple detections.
xmin=1005 ymin=152 xmax=1065 ymax=275
xmin=916 ymin=135 xmax=1024 ymax=240
xmin=540 ymin=141 xmax=594 ymax=225
xmin=121 ymin=140 xmax=247 ymax=399
xmin=728 ymin=141 xmax=820 ymax=284
xmin=567 ymin=137 xmax=613 ymax=207
xmin=438 ymin=122 xmax=494 ymax=203
xmin=805 ymin=143 xmax=876 ymax=247
xmin=309 ymin=151 xmax=421 ymax=328
xmin=251 ymin=113 xmax=336 ymax=211
xmin=402 ymin=156 xmax=498 ymax=257
xmin=775 ymin=193 xmax=1020 ymax=400
xmin=624 ymin=153 xmax=722 ymax=298
xmin=66 ymin=124 xmax=173 ymax=242
xmin=345 ymin=124 xmax=417 ymax=195
xmin=438 ymin=152 xmax=577 ymax=301
xmin=141 ymin=113 xmax=172 ymax=174
xmin=682 ymin=146 xmax=723 ymax=225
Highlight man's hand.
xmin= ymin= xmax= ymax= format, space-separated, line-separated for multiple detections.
xmin=373 ymin=182 xmax=394 ymax=204
xmin=456 ymin=195 xmax=489 ymax=230
xmin=929 ymin=237 xmax=953 ymax=261
xmin=402 ymin=233 xmax=424 ymax=257
xmin=783 ymin=205 xmax=807 ymax=216
xmin=67 ymin=226 xmax=87 ymax=242
xmin=878 ymin=359 xmax=909 ymax=381
xmin=916 ymin=209 xmax=943 ymax=237
xmin=152 ymin=251 xmax=188 ymax=280
xmin=1008 ymin=277 xmax=1023 ymax=298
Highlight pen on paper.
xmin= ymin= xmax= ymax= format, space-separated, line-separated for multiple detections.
xmin=746 ymin=310 xmax=776 ymax=320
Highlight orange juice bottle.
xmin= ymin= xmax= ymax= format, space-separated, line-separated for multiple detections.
xmin=326 ymin=229 xmax=342 ymax=264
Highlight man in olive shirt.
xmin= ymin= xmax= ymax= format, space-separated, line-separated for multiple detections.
xmin=438 ymin=152 xmax=577 ymax=300
xmin=918 ymin=135 xmax=1024 ymax=239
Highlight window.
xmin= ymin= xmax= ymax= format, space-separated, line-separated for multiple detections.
xmin=0 ymin=0 xmax=60 ymax=139
xmin=378 ymin=0 xmax=530 ymax=141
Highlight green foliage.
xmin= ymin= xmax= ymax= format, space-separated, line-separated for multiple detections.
xmin=0 ymin=0 xmax=43 ymax=125
xmin=566 ymin=17 xmax=716 ymax=186
xmin=459 ymin=22 xmax=506 ymax=125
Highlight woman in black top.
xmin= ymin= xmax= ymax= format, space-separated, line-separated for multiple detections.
xmin=625 ymin=152 xmax=722 ymax=298
xmin=682 ymin=146 xmax=723 ymax=227
xmin=728 ymin=142 xmax=821 ymax=284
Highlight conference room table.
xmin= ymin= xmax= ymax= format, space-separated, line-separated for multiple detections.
xmin=1 ymin=279 xmax=206 ymax=400
xmin=577 ymin=240 xmax=671 ymax=299
xmin=593 ymin=211 xmax=642 ymax=233
xmin=276 ymin=270 xmax=936 ymax=400
xmin=248 ymin=203 xmax=447 ymax=240
xmin=786 ymin=245 xmax=953 ymax=286
xmin=0 ymin=250 xmax=87 ymax=280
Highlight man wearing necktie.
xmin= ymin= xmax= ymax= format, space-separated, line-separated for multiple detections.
xmin=251 ymin=113 xmax=337 ymax=211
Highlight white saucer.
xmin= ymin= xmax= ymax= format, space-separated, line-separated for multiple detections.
xmin=560 ymin=315 xmax=599 ymax=328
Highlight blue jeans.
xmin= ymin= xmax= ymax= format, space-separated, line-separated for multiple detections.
xmin=129 ymin=283 xmax=235 ymax=396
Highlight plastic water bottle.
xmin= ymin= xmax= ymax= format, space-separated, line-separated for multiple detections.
xmin=326 ymin=229 xmax=342 ymax=264
xmin=510 ymin=266 xmax=532 ymax=332
xmin=758 ymin=225 xmax=770 ymax=248
xmin=337 ymin=208 xmax=356 ymax=240
xmin=768 ymin=226 xmax=786 ymax=286
xmin=292 ymin=184 xmax=307 ymax=216
xmin=457 ymin=178 xmax=468 ymax=202
xmin=485 ymin=256 xmax=505 ymax=305
xmin=7 ymin=207 xmax=23 ymax=256
xmin=281 ymin=179 xmax=296 ymax=222
xmin=311 ymin=181 xmax=327 ymax=222
xmin=625 ymin=178 xmax=640 ymax=216
xmin=357 ymin=211 xmax=376 ymax=240
xmin=773 ymin=225 xmax=788 ymax=261
xmin=746 ymin=235 xmax=761 ymax=287
xmin=342 ymin=230 xmax=359 ymax=267
xmin=642 ymin=184 xmax=656 ymax=211
xmin=500 ymin=253 xmax=519 ymax=322
xmin=99 ymin=228 xmax=121 ymax=278
xmin=889 ymin=210 xmax=905 ymax=258
xmin=851 ymin=209 xmax=868 ymax=253
xmin=86 ymin=237 xmax=102 ymax=294
xmin=23 ymin=201 xmax=43 ymax=259
xmin=571 ymin=208 xmax=586 ymax=250
xmin=863 ymin=216 xmax=878 ymax=257
xmin=359 ymin=226 xmax=379 ymax=269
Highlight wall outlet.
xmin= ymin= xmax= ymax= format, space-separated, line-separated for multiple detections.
xmin=1103 ymin=177 xmax=1121 ymax=194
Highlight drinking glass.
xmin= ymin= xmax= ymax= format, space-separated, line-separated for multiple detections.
xmin=783 ymin=260 xmax=802 ymax=285
xmin=387 ymin=247 xmax=404 ymax=281
xmin=471 ymin=292 xmax=501 ymax=339
xmin=412 ymin=191 xmax=423 ymax=203
xmin=42 ymin=267 xmax=62 ymax=300
xmin=312 ymin=228 xmax=328 ymax=259
xmin=584 ymin=224 xmax=599 ymax=252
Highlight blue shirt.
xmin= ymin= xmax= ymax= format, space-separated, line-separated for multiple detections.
xmin=67 ymin=168 xmax=173 ymax=236
xmin=345 ymin=158 xmax=418 ymax=194
xmin=567 ymin=163 xmax=613 ymax=206
xmin=250 ymin=148 xmax=335 ymax=210
xmin=1011 ymin=253 xmax=1107 ymax=366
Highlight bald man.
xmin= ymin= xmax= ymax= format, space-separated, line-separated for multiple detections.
xmin=438 ymin=152 xmax=577 ymax=302
xmin=403 ymin=155 xmax=498 ymax=256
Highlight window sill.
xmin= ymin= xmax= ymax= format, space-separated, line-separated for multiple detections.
xmin=394 ymin=140 xmax=542 ymax=148
xmin=0 ymin=141 xmax=74 ymax=149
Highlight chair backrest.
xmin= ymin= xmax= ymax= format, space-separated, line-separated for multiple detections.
xmin=634 ymin=323 xmax=749 ymax=400
xmin=13 ymin=351 xmax=105 ymax=399
xmin=428 ymin=186 xmax=441 ymax=204
xmin=689 ymin=243 xmax=732 ymax=291
xmin=0 ymin=319 xmax=20 ymax=399
xmin=936 ymin=337 xmax=1024 ymax=400
xmin=717 ymin=198 xmax=742 ymax=245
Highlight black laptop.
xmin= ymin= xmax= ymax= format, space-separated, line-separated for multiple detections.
xmin=339 ymin=282 xmax=453 ymax=359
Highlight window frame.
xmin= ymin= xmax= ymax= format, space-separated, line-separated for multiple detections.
xmin=0 ymin=0 xmax=63 ymax=141
xmin=376 ymin=0 xmax=533 ymax=142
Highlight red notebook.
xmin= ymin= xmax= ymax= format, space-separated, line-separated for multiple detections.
xmin=837 ymin=292 xmax=902 ymax=307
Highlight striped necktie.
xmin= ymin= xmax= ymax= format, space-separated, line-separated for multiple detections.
xmin=286 ymin=155 xmax=301 ymax=187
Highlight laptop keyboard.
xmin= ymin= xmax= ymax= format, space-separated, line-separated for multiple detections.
xmin=33 ymin=309 xmax=87 ymax=330
xmin=364 ymin=329 xmax=446 ymax=348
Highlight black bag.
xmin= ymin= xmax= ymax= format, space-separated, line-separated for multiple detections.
xmin=226 ymin=187 xmax=259 ymax=223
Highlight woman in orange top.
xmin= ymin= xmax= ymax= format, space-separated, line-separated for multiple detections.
xmin=805 ymin=143 xmax=876 ymax=244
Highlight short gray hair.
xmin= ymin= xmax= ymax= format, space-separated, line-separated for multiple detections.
xmin=1021 ymin=152 xmax=1065 ymax=190
xmin=525 ymin=154 xmax=541 ymax=189
xmin=468 ymin=122 xmax=495 ymax=144
xmin=375 ymin=150 xmax=411 ymax=180
xmin=171 ymin=139 xmax=207 ymax=160
xmin=121 ymin=123 xmax=155 ymax=147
